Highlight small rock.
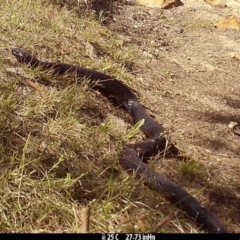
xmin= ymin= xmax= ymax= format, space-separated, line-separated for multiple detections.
xmin=229 ymin=52 xmax=240 ymax=60
xmin=215 ymin=15 xmax=240 ymax=30
xmin=136 ymin=0 xmax=183 ymax=9
xmin=204 ymin=0 xmax=227 ymax=8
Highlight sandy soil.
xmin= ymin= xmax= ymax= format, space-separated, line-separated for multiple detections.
xmin=105 ymin=0 xmax=240 ymax=232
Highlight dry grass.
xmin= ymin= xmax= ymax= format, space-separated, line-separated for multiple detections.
xmin=0 ymin=0 xmax=163 ymax=233
xmin=0 ymin=0 xmax=239 ymax=233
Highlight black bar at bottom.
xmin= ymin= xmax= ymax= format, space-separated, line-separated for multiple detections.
xmin=99 ymin=233 xmax=234 ymax=240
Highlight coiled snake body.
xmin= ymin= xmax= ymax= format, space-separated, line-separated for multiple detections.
xmin=11 ymin=48 xmax=228 ymax=233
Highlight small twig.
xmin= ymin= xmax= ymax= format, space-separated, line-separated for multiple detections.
xmin=25 ymin=78 xmax=46 ymax=96
xmin=152 ymin=212 xmax=174 ymax=232
xmin=81 ymin=207 xmax=90 ymax=233
xmin=164 ymin=131 xmax=170 ymax=158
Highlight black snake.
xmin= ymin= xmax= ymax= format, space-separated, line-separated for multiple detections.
xmin=11 ymin=48 xmax=228 ymax=233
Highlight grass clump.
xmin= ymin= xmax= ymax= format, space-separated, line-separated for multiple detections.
xmin=179 ymin=159 xmax=203 ymax=178
xmin=0 ymin=0 xmax=165 ymax=233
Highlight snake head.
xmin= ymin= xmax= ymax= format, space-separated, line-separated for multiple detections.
xmin=11 ymin=48 xmax=38 ymax=66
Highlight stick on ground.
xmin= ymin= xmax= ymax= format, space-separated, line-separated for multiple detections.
xmin=25 ymin=78 xmax=46 ymax=96
xmin=153 ymin=212 xmax=174 ymax=232
xmin=81 ymin=207 xmax=90 ymax=233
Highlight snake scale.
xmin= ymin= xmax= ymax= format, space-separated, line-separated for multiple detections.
xmin=11 ymin=48 xmax=228 ymax=233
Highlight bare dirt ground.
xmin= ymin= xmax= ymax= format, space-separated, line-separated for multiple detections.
xmin=105 ymin=0 xmax=240 ymax=233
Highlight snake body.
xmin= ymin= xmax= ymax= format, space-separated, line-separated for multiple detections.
xmin=11 ymin=48 xmax=228 ymax=233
